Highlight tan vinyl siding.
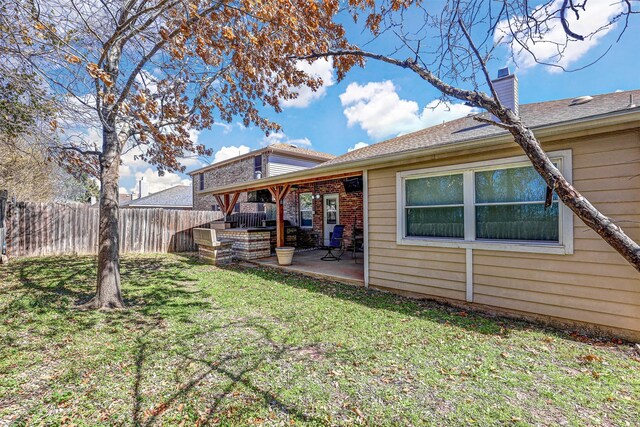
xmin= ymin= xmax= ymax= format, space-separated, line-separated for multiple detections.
xmin=367 ymin=165 xmax=467 ymax=300
xmin=366 ymin=129 xmax=640 ymax=337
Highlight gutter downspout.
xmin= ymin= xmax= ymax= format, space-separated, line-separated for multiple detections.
xmin=363 ymin=169 xmax=369 ymax=288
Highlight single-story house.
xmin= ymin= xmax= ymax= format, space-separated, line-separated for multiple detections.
xmin=121 ymin=184 xmax=192 ymax=210
xmin=194 ymin=72 xmax=640 ymax=340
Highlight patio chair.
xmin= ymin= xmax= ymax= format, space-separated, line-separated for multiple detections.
xmin=321 ymin=225 xmax=345 ymax=261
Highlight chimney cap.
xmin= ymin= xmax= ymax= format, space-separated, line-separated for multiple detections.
xmin=497 ymin=67 xmax=511 ymax=78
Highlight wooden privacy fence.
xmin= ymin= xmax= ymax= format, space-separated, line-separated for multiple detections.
xmin=5 ymin=202 xmax=223 ymax=258
xmin=0 ymin=190 xmax=6 ymax=255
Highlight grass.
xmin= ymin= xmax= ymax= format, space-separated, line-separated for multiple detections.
xmin=0 ymin=254 xmax=638 ymax=426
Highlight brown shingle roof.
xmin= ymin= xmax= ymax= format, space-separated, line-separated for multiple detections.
xmin=321 ymin=89 xmax=640 ymax=167
xmin=268 ymin=143 xmax=336 ymax=160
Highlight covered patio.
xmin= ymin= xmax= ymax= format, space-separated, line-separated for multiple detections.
xmin=250 ymin=249 xmax=364 ymax=286
xmin=201 ymin=167 xmax=367 ymax=285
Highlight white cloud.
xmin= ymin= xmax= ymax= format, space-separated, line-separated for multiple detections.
xmin=120 ymin=128 xmax=206 ymax=179
xmin=129 ymin=168 xmax=191 ymax=194
xmin=119 ymin=186 xmax=129 ymax=194
xmin=212 ymin=122 xmax=233 ymax=134
xmin=496 ymin=0 xmax=625 ymax=72
xmin=213 ymin=145 xmax=251 ymax=163
xmin=120 ymin=145 xmax=150 ymax=178
xmin=135 ymin=70 xmax=159 ymax=94
xmin=259 ymin=132 xmax=312 ymax=148
xmin=281 ymin=59 xmax=335 ymax=108
xmin=348 ymin=142 xmax=369 ymax=152
xmin=177 ymin=129 xmax=207 ymax=169
xmin=339 ymin=81 xmax=475 ymax=140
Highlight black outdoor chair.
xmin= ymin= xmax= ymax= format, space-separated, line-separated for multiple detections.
xmin=321 ymin=224 xmax=345 ymax=261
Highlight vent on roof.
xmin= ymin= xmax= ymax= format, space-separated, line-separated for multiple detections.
xmin=569 ymin=96 xmax=593 ymax=106
xmin=289 ymin=144 xmax=297 ymax=148
xmin=627 ymin=94 xmax=636 ymax=109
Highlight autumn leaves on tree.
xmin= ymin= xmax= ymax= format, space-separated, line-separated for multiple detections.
xmin=4 ymin=0 xmax=363 ymax=308
xmin=3 ymin=0 xmax=638 ymax=309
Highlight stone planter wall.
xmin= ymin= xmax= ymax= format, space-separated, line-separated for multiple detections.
xmin=198 ymin=241 xmax=234 ymax=265
xmin=216 ymin=229 xmax=271 ymax=260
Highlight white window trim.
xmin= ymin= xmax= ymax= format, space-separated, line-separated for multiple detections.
xmin=299 ymin=192 xmax=314 ymax=229
xmin=396 ymin=150 xmax=573 ymax=255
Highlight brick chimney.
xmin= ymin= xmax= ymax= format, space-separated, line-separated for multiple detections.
xmin=491 ymin=67 xmax=519 ymax=116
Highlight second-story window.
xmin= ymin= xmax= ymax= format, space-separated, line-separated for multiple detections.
xmin=199 ymin=173 xmax=205 ymax=191
xmin=254 ymin=155 xmax=263 ymax=179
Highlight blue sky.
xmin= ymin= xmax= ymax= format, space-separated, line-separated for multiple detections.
xmin=119 ymin=2 xmax=640 ymax=196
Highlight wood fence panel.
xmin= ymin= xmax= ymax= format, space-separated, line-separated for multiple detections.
xmin=4 ymin=202 xmax=222 ymax=258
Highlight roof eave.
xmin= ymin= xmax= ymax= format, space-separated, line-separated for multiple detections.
xmin=269 ymin=147 xmax=335 ymax=162
xmin=199 ymin=108 xmax=640 ymax=195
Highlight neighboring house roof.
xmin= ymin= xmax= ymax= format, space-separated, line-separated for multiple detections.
xmin=268 ymin=143 xmax=336 ymax=160
xmin=122 ymin=185 xmax=192 ymax=208
xmin=322 ymin=89 xmax=640 ymax=167
xmin=202 ymin=88 xmax=640 ymax=195
xmin=187 ymin=143 xmax=335 ymax=176
xmin=119 ymin=193 xmax=133 ymax=204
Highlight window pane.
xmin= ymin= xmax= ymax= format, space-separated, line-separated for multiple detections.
xmin=475 ymin=165 xmax=558 ymax=203
xmin=476 ymin=203 xmax=559 ymax=241
xmin=406 ymin=207 xmax=464 ymax=238
xmin=299 ymin=193 xmax=313 ymax=210
xmin=406 ymin=174 xmax=463 ymax=206
xmin=300 ymin=210 xmax=313 ymax=227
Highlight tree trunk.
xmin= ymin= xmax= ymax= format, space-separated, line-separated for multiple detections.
xmin=501 ymin=110 xmax=640 ymax=271
xmin=79 ymin=125 xmax=125 ymax=309
xmin=302 ymin=51 xmax=640 ymax=273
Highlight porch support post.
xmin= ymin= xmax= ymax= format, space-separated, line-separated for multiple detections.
xmin=276 ymin=197 xmax=285 ymax=247
xmin=224 ymin=192 xmax=240 ymax=217
xmin=268 ymin=185 xmax=291 ymax=248
xmin=214 ymin=193 xmax=240 ymax=220
xmin=213 ymin=194 xmax=226 ymax=219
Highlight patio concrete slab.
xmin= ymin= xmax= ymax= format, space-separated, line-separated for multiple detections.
xmin=249 ymin=249 xmax=365 ymax=286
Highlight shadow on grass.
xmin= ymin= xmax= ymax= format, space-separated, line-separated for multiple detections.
xmin=131 ymin=316 xmax=328 ymax=426
xmin=215 ymin=262 xmax=542 ymax=338
xmin=0 ymin=255 xmax=212 ymax=343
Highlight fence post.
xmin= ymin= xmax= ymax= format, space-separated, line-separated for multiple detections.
xmin=0 ymin=190 xmax=7 ymax=263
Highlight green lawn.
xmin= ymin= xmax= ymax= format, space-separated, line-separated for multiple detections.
xmin=0 ymin=254 xmax=638 ymax=426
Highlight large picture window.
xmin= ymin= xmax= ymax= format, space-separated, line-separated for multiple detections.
xmin=475 ymin=165 xmax=559 ymax=241
xmin=405 ymin=174 xmax=464 ymax=238
xmin=299 ymin=193 xmax=313 ymax=228
xmin=397 ymin=151 xmax=573 ymax=254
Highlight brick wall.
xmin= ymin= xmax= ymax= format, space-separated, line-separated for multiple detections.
xmin=192 ymin=155 xmax=268 ymax=212
xmin=216 ymin=229 xmax=271 ymax=260
xmin=284 ymin=178 xmax=363 ymax=246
